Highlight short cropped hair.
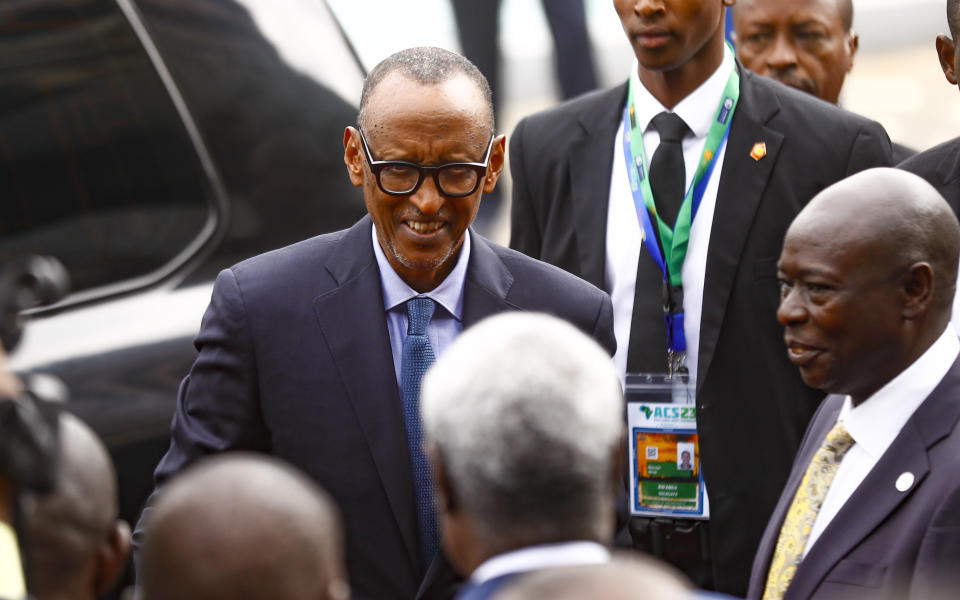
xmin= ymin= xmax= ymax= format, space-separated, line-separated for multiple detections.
xmin=422 ymin=313 xmax=623 ymax=541
xmin=357 ymin=46 xmax=495 ymax=137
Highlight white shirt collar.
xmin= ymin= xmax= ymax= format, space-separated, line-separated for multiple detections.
xmin=469 ymin=541 xmax=610 ymax=585
xmin=629 ymin=44 xmax=735 ymax=139
xmin=371 ymin=224 xmax=469 ymax=320
xmin=839 ymin=325 xmax=960 ymax=459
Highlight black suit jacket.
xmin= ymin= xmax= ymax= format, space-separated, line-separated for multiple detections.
xmin=508 ymin=66 xmax=892 ymax=594
xmin=747 ymin=355 xmax=960 ymax=600
xmin=138 ymin=217 xmax=616 ymax=600
xmin=898 ymin=136 xmax=960 ymax=213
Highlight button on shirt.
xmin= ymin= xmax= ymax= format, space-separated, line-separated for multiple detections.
xmin=802 ymin=325 xmax=960 ymax=555
xmin=372 ymin=225 xmax=469 ymax=387
xmin=605 ymin=45 xmax=736 ymax=383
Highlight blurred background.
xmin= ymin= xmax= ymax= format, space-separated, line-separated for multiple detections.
xmin=328 ymin=0 xmax=958 ymax=242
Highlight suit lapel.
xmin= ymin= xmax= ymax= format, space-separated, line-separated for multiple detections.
xmin=569 ymin=84 xmax=628 ymax=289
xmin=748 ymin=398 xmax=843 ymax=594
xmin=785 ymin=356 xmax=960 ymax=599
xmin=462 ymin=231 xmax=515 ymax=327
xmin=697 ymin=67 xmax=784 ymax=394
xmin=311 ymin=217 xmax=420 ymax=574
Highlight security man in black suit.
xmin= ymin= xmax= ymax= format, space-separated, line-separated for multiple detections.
xmin=899 ymin=0 xmax=960 ymax=212
xmin=508 ymin=0 xmax=892 ymax=594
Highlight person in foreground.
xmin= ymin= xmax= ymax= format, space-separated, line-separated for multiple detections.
xmin=421 ymin=312 xmax=658 ymax=600
xmin=23 ymin=412 xmax=131 ymax=600
xmin=136 ymin=46 xmax=615 ymax=600
xmin=747 ymin=168 xmax=960 ymax=600
xmin=137 ymin=454 xmax=348 ymax=600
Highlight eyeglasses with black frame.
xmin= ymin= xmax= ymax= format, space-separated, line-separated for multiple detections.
xmin=355 ymin=127 xmax=495 ymax=198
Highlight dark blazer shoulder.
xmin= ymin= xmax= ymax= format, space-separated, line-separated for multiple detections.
xmin=898 ymin=136 xmax=960 ymax=208
xmin=225 ymin=218 xmax=372 ymax=300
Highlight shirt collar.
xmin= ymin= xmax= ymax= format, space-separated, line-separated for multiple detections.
xmin=469 ymin=541 xmax=610 ymax=584
xmin=371 ymin=224 xmax=469 ymax=320
xmin=839 ymin=325 xmax=960 ymax=458
xmin=628 ymin=44 xmax=735 ymax=139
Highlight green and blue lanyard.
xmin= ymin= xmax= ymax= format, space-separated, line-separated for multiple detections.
xmin=621 ymin=62 xmax=740 ymax=376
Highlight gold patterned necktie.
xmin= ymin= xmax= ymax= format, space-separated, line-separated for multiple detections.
xmin=762 ymin=423 xmax=855 ymax=600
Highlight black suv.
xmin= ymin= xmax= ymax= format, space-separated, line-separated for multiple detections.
xmin=1 ymin=0 xmax=368 ymax=535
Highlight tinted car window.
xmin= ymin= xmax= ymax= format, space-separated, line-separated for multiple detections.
xmin=136 ymin=0 xmax=366 ymax=279
xmin=0 ymin=0 xmax=214 ymax=296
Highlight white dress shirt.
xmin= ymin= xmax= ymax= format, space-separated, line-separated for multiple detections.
xmin=606 ymin=45 xmax=736 ymax=384
xmin=802 ymin=325 xmax=960 ymax=555
xmin=469 ymin=541 xmax=610 ymax=585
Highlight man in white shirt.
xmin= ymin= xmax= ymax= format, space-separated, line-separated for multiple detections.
xmin=420 ymin=313 xmax=628 ymax=600
xmin=748 ymin=168 xmax=960 ymax=600
xmin=508 ymin=0 xmax=892 ymax=593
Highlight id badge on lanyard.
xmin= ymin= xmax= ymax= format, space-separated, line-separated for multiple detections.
xmin=623 ymin=49 xmax=739 ymax=519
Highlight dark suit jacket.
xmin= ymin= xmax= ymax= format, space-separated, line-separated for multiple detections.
xmin=138 ymin=216 xmax=616 ymax=600
xmin=898 ymin=136 xmax=960 ymax=213
xmin=508 ymin=66 xmax=892 ymax=594
xmin=747 ymin=356 xmax=960 ymax=600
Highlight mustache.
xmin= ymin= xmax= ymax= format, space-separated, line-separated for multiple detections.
xmin=771 ymin=71 xmax=818 ymax=96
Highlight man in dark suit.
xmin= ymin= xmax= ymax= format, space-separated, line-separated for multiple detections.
xmin=135 ymin=47 xmax=615 ymax=600
xmin=748 ymin=168 xmax=960 ymax=600
xmin=508 ymin=0 xmax=892 ymax=594
xmin=899 ymin=0 xmax=960 ymax=211
xmin=732 ymin=0 xmax=915 ymax=163
xmin=420 ymin=313 xmax=627 ymax=600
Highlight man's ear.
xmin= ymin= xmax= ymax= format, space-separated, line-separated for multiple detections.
xmin=94 ymin=520 xmax=132 ymax=595
xmin=343 ymin=126 xmax=365 ymax=187
xmin=937 ymin=35 xmax=959 ymax=85
xmin=901 ymin=262 xmax=935 ymax=320
xmin=482 ymin=135 xmax=506 ymax=195
xmin=846 ymin=32 xmax=859 ymax=72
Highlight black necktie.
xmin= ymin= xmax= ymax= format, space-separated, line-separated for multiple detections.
xmin=648 ymin=112 xmax=690 ymax=228
xmin=626 ymin=112 xmax=689 ymax=374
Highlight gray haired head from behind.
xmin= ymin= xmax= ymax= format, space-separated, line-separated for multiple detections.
xmin=421 ymin=312 xmax=623 ymax=544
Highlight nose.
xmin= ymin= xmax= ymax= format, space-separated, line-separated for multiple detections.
xmin=408 ymin=173 xmax=445 ymax=215
xmin=776 ymin=285 xmax=808 ymax=326
xmin=634 ymin=0 xmax=665 ymax=17
xmin=766 ymin=34 xmax=798 ymax=72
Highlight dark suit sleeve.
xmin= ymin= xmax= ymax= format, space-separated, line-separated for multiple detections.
xmin=845 ymin=122 xmax=894 ymax=174
xmin=912 ymin=484 xmax=960 ymax=599
xmin=508 ymin=118 xmax=543 ymax=259
xmin=133 ymin=268 xmax=269 ymax=555
xmin=592 ymin=292 xmax=616 ymax=357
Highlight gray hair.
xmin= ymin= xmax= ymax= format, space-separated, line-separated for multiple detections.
xmin=357 ymin=46 xmax=495 ymax=136
xmin=421 ymin=312 xmax=623 ymax=541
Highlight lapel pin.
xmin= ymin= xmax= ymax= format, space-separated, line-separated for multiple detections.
xmin=895 ymin=472 xmax=915 ymax=492
xmin=750 ymin=142 xmax=767 ymax=162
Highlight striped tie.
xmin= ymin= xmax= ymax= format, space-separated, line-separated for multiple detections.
xmin=763 ymin=423 xmax=855 ymax=599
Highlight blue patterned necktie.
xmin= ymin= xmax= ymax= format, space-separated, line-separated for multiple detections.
xmin=401 ymin=296 xmax=439 ymax=569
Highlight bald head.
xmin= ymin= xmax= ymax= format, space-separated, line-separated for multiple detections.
xmin=495 ymin=555 xmax=691 ymax=600
xmin=24 ymin=413 xmax=130 ymax=600
xmin=138 ymin=454 xmax=347 ymax=600
xmin=777 ymin=168 xmax=959 ymax=403
xmin=792 ymin=168 xmax=959 ymax=314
